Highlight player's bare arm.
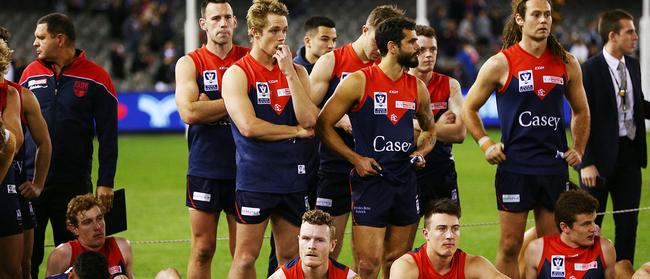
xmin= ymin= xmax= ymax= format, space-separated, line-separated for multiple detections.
xmin=564 ymin=53 xmax=590 ymax=168
xmin=388 ymin=254 xmax=419 ymax=279
xmin=523 ymin=238 xmax=544 ymax=279
xmin=461 ymin=53 xmax=509 ymax=164
xmin=45 ymin=243 xmax=72 ymax=276
xmin=0 ymin=130 xmax=16 ymax=183
xmin=274 ymin=44 xmax=318 ymax=127
xmin=3 ymin=86 xmax=23 ymax=151
xmin=309 ymin=51 xmax=336 ymax=105
xmin=317 ymin=71 xmax=380 ymax=176
xmin=435 ymin=78 xmax=466 ymax=143
xmin=116 ymin=237 xmax=135 ymax=279
xmin=174 ymin=55 xmax=228 ymax=125
xmin=600 ymin=238 xmax=616 ymax=279
xmin=18 ymin=87 xmax=51 ymax=199
xmin=465 ymin=255 xmax=510 ymax=279
xmin=222 ymin=65 xmax=313 ymax=141
xmin=412 ymin=79 xmax=436 ymax=169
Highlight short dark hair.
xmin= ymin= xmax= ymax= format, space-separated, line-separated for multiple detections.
xmin=304 ymin=16 xmax=335 ymax=35
xmin=598 ymin=9 xmax=634 ymax=44
xmin=0 ymin=26 xmax=11 ymax=43
xmin=302 ymin=209 xmax=335 ymax=239
xmin=200 ymin=0 xmax=231 ymax=18
xmin=415 ymin=25 xmax=436 ymax=39
xmin=73 ymin=251 xmax=110 ymax=279
xmin=424 ymin=199 xmax=461 ymax=228
xmin=375 ymin=16 xmax=416 ymax=56
xmin=554 ymin=190 xmax=599 ymax=230
xmin=37 ymin=13 xmax=76 ymax=42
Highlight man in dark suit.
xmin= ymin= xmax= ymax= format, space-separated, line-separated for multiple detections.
xmin=580 ymin=9 xmax=648 ymax=269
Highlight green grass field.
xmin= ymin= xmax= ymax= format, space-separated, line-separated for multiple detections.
xmin=39 ymin=131 xmax=650 ymax=278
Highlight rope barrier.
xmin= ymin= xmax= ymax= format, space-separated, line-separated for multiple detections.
xmin=44 ymin=206 xmax=650 ymax=247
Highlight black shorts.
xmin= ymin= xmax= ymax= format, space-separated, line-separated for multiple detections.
xmin=495 ymin=170 xmax=569 ymax=212
xmin=185 ymin=175 xmax=236 ymax=215
xmin=18 ymin=194 xmax=36 ymax=230
xmin=315 ymin=172 xmax=351 ymax=216
xmin=417 ymin=160 xmax=460 ymax=216
xmin=234 ymin=190 xmax=309 ymax=226
xmin=1 ymin=171 xmax=22 ymax=237
xmin=350 ymin=171 xmax=419 ymax=227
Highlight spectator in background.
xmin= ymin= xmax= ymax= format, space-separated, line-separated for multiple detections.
xmin=154 ymin=40 xmax=178 ymax=91
xmin=569 ymin=34 xmax=589 ymax=63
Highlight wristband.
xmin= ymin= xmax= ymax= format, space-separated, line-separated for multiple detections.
xmin=477 ymin=136 xmax=490 ymax=146
xmin=485 ymin=143 xmax=499 ymax=156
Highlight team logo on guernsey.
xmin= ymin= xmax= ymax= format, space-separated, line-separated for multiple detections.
xmin=518 ymin=70 xmax=534 ymax=92
xmin=395 ymin=101 xmax=416 ymax=110
xmin=551 ymin=255 xmax=566 ymax=277
xmin=341 ymin=72 xmax=351 ymax=80
xmin=109 ymin=266 xmax=123 ymax=275
xmin=27 ymin=78 xmax=48 ymax=90
xmin=431 ymin=102 xmax=448 ymax=110
xmin=574 ymin=261 xmax=598 ymax=271
xmin=73 ymin=81 xmax=89 ymax=97
xmin=374 ymin=92 xmax=388 ymax=115
xmin=203 ymin=70 xmax=219 ymax=91
xmin=256 ymin=82 xmax=270 ymax=104
xmin=543 ymin=75 xmax=564 ymax=85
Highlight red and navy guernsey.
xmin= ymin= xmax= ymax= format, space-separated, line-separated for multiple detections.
xmin=537 ymin=235 xmax=606 ymax=279
xmin=407 ymin=244 xmax=467 ymax=279
xmin=19 ymin=50 xmax=117 ymax=192
xmin=349 ymin=65 xmax=418 ymax=182
xmin=186 ymin=45 xmax=249 ymax=179
xmin=319 ymin=44 xmax=376 ymax=175
xmin=497 ymin=44 xmax=568 ymax=175
xmin=420 ymin=73 xmax=454 ymax=173
xmin=68 ymin=237 xmax=127 ymax=277
xmin=281 ymin=257 xmax=356 ymax=279
xmin=230 ymin=54 xmax=315 ymax=193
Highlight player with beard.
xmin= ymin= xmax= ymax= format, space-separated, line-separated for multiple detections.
xmin=524 ymin=190 xmax=616 ymax=279
xmin=174 ymin=1 xmax=249 ymax=278
xmin=408 ymin=25 xmax=465 ymax=215
xmin=317 ymin=16 xmax=435 ymax=278
xmin=222 ymin=0 xmax=318 ymax=278
xmin=390 ymin=199 xmax=508 ymax=279
xmin=269 ymin=210 xmax=359 ymax=279
xmin=308 ymin=5 xmax=405 ymax=260
xmin=461 ymin=1 xmax=590 ymax=277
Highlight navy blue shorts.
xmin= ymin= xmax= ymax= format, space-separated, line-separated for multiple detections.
xmin=495 ymin=170 xmax=569 ymax=212
xmin=417 ymin=160 xmax=460 ymax=216
xmin=350 ymin=171 xmax=419 ymax=227
xmin=18 ymin=194 xmax=36 ymax=230
xmin=234 ymin=190 xmax=309 ymax=226
xmin=315 ymin=172 xmax=351 ymax=216
xmin=185 ymin=175 xmax=236 ymax=215
xmin=1 ymin=170 xmax=22 ymax=237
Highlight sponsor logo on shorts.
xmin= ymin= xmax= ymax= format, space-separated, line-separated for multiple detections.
xmin=353 ymin=206 xmax=371 ymax=214
xmin=374 ymin=92 xmax=388 ymax=115
xmin=574 ymin=261 xmax=598 ymax=271
xmin=518 ymin=70 xmax=534 ymax=92
xmin=109 ymin=265 xmax=123 ymax=275
xmin=192 ymin=192 xmax=211 ymax=202
xmin=203 ymin=70 xmax=219 ymax=91
xmin=316 ymin=198 xmax=333 ymax=208
xmin=543 ymin=75 xmax=564 ymax=85
xmin=304 ymin=196 xmax=310 ymax=211
xmin=7 ymin=184 xmax=16 ymax=194
xmin=451 ymin=189 xmax=458 ymax=201
xmin=502 ymin=194 xmax=520 ymax=203
xmin=277 ymin=88 xmax=291 ymax=97
xmin=28 ymin=78 xmax=48 ymax=90
xmin=551 ymin=255 xmax=565 ymax=277
xmin=297 ymin=164 xmax=306 ymax=174
xmin=241 ymin=206 xmax=261 ymax=216
xmin=256 ymin=82 xmax=270 ymax=104
xmin=395 ymin=100 xmax=416 ymax=110
xmin=415 ymin=194 xmax=420 ymax=215
xmin=16 ymin=209 xmax=22 ymax=220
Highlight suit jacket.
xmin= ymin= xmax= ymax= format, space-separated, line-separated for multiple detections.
xmin=580 ymin=52 xmax=650 ymax=178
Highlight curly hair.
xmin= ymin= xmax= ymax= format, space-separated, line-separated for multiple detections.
xmin=0 ymin=39 xmax=13 ymax=75
xmin=66 ymin=194 xmax=105 ymax=227
xmin=246 ymin=0 xmax=288 ymax=38
xmin=554 ymin=190 xmax=599 ymax=230
xmin=502 ymin=0 xmax=568 ymax=63
xmin=366 ymin=5 xmax=406 ymax=29
xmin=302 ymin=209 xmax=335 ymax=240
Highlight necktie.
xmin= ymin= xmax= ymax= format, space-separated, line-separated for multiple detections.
xmin=617 ymin=61 xmax=635 ymax=140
